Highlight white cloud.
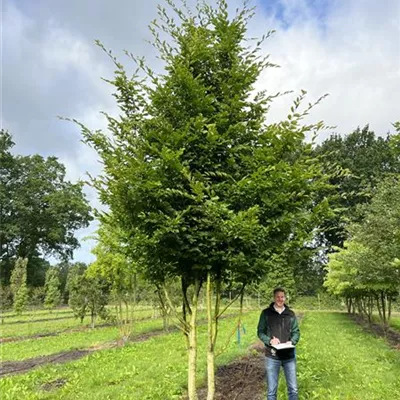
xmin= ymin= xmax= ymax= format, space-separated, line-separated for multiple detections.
xmin=3 ymin=0 xmax=400 ymax=264
xmin=252 ymin=0 xmax=400 ymax=138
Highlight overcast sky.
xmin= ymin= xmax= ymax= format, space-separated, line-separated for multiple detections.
xmin=2 ymin=0 xmax=400 ymax=265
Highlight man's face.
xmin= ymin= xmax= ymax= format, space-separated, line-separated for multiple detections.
xmin=274 ymin=291 xmax=285 ymax=307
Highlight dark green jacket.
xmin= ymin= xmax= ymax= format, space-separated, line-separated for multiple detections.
xmin=257 ymin=303 xmax=300 ymax=360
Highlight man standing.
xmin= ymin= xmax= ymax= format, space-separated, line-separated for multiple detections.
xmin=257 ymin=287 xmax=300 ymax=400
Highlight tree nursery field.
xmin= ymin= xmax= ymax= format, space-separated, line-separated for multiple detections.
xmin=1 ymin=308 xmax=399 ymax=400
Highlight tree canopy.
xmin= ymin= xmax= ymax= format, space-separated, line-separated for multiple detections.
xmin=0 ymin=130 xmax=93 ymax=285
xmin=315 ymin=125 xmax=400 ymax=248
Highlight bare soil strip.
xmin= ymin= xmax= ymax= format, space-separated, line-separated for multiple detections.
xmin=2 ymin=315 xmax=75 ymax=326
xmin=350 ymin=314 xmax=400 ymax=349
xmin=0 ymin=328 xmax=167 ymax=378
xmin=0 ymin=313 xmax=241 ymax=377
xmin=0 ymin=317 xmax=152 ymax=343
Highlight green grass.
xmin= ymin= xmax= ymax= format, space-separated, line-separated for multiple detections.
xmin=0 ymin=306 xmax=155 ymax=325
xmin=291 ymin=312 xmax=400 ymax=400
xmin=0 ymin=312 xmax=258 ymax=400
xmin=0 ymin=317 xmax=166 ymax=361
xmin=0 ymin=316 xmax=95 ymax=338
xmin=0 ymin=308 xmax=158 ymax=338
xmin=390 ymin=315 xmax=400 ymax=331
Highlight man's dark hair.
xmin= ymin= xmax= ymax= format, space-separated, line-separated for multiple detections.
xmin=273 ymin=287 xmax=286 ymax=296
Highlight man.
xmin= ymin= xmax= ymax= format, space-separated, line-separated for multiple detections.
xmin=257 ymin=287 xmax=300 ymax=400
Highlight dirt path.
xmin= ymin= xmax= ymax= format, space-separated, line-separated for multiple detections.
xmin=1 ymin=315 xmax=75 ymax=326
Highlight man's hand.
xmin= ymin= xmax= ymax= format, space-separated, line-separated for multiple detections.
xmin=270 ymin=336 xmax=280 ymax=345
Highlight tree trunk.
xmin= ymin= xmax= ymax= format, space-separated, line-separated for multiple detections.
xmin=206 ymin=272 xmax=215 ymax=400
xmin=206 ymin=272 xmax=220 ymax=400
xmin=376 ymin=295 xmax=383 ymax=321
xmin=346 ymin=298 xmax=351 ymax=314
xmin=367 ymin=296 xmax=373 ymax=323
xmin=187 ymin=278 xmax=201 ymax=400
xmin=381 ymin=291 xmax=387 ymax=326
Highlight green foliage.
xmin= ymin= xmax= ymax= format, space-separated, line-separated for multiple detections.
xmin=324 ymin=177 xmax=400 ymax=323
xmin=0 ymin=284 xmax=13 ymax=312
xmin=0 ymin=129 xmax=93 ymax=286
xmin=66 ymin=263 xmax=110 ymax=327
xmin=315 ymin=125 xmax=400 ymax=248
xmin=89 ymin=215 xmax=137 ymax=301
xmin=66 ymin=263 xmax=88 ymax=322
xmin=67 ymin=2 xmax=337 ymax=396
xmin=44 ymin=267 xmax=61 ymax=310
xmin=29 ymin=286 xmax=46 ymax=307
xmin=291 ymin=294 xmax=344 ymax=310
xmin=10 ymin=257 xmax=29 ymax=314
xmin=74 ymin=0 xmax=334 ymax=300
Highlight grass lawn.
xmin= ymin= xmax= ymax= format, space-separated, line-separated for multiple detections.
xmin=0 ymin=311 xmax=258 ymax=399
xmin=0 ymin=317 xmax=167 ymax=361
xmin=293 ymin=312 xmax=400 ymax=400
xmin=0 ymin=308 xmax=157 ymax=339
xmin=2 ymin=310 xmax=399 ymax=400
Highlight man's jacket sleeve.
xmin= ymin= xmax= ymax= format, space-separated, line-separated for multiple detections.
xmin=290 ymin=315 xmax=300 ymax=345
xmin=257 ymin=310 xmax=271 ymax=346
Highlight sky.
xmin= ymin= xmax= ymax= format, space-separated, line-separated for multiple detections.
xmin=2 ymin=0 xmax=400 ymax=265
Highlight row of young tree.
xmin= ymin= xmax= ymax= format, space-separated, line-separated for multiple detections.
xmin=324 ymin=176 xmax=400 ymax=325
xmin=62 ymin=1 xmax=399 ymax=399
xmin=1 ymin=257 xmax=110 ymax=329
xmin=2 ymin=251 xmax=181 ymax=334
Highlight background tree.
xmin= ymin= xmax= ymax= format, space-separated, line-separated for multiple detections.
xmin=0 ymin=130 xmax=93 ymax=286
xmin=29 ymin=286 xmax=46 ymax=308
xmin=44 ymin=267 xmax=61 ymax=310
xmin=88 ymin=215 xmax=140 ymax=341
xmin=10 ymin=257 xmax=29 ymax=314
xmin=0 ymin=284 xmax=13 ymax=312
xmin=66 ymin=263 xmax=88 ymax=322
xmin=67 ymin=262 xmax=110 ymax=327
xmin=325 ymin=176 xmax=400 ymax=325
xmin=315 ymin=125 xmax=400 ymax=249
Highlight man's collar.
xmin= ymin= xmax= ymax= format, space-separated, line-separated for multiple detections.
xmin=273 ymin=303 xmax=285 ymax=314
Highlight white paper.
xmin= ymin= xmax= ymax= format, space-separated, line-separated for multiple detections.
xmin=271 ymin=343 xmax=295 ymax=350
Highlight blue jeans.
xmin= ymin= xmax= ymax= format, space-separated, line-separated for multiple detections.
xmin=265 ymin=356 xmax=298 ymax=400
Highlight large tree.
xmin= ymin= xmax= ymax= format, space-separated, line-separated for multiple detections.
xmin=0 ymin=130 xmax=93 ymax=285
xmin=70 ymin=1 xmax=335 ymax=398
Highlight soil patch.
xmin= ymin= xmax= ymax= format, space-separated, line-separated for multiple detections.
xmin=40 ymin=378 xmax=68 ymax=391
xmin=350 ymin=314 xmax=400 ymax=349
xmin=0 ymin=350 xmax=92 ymax=377
xmin=2 ymin=315 xmax=75 ymax=326
xmin=197 ymin=353 xmax=266 ymax=400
